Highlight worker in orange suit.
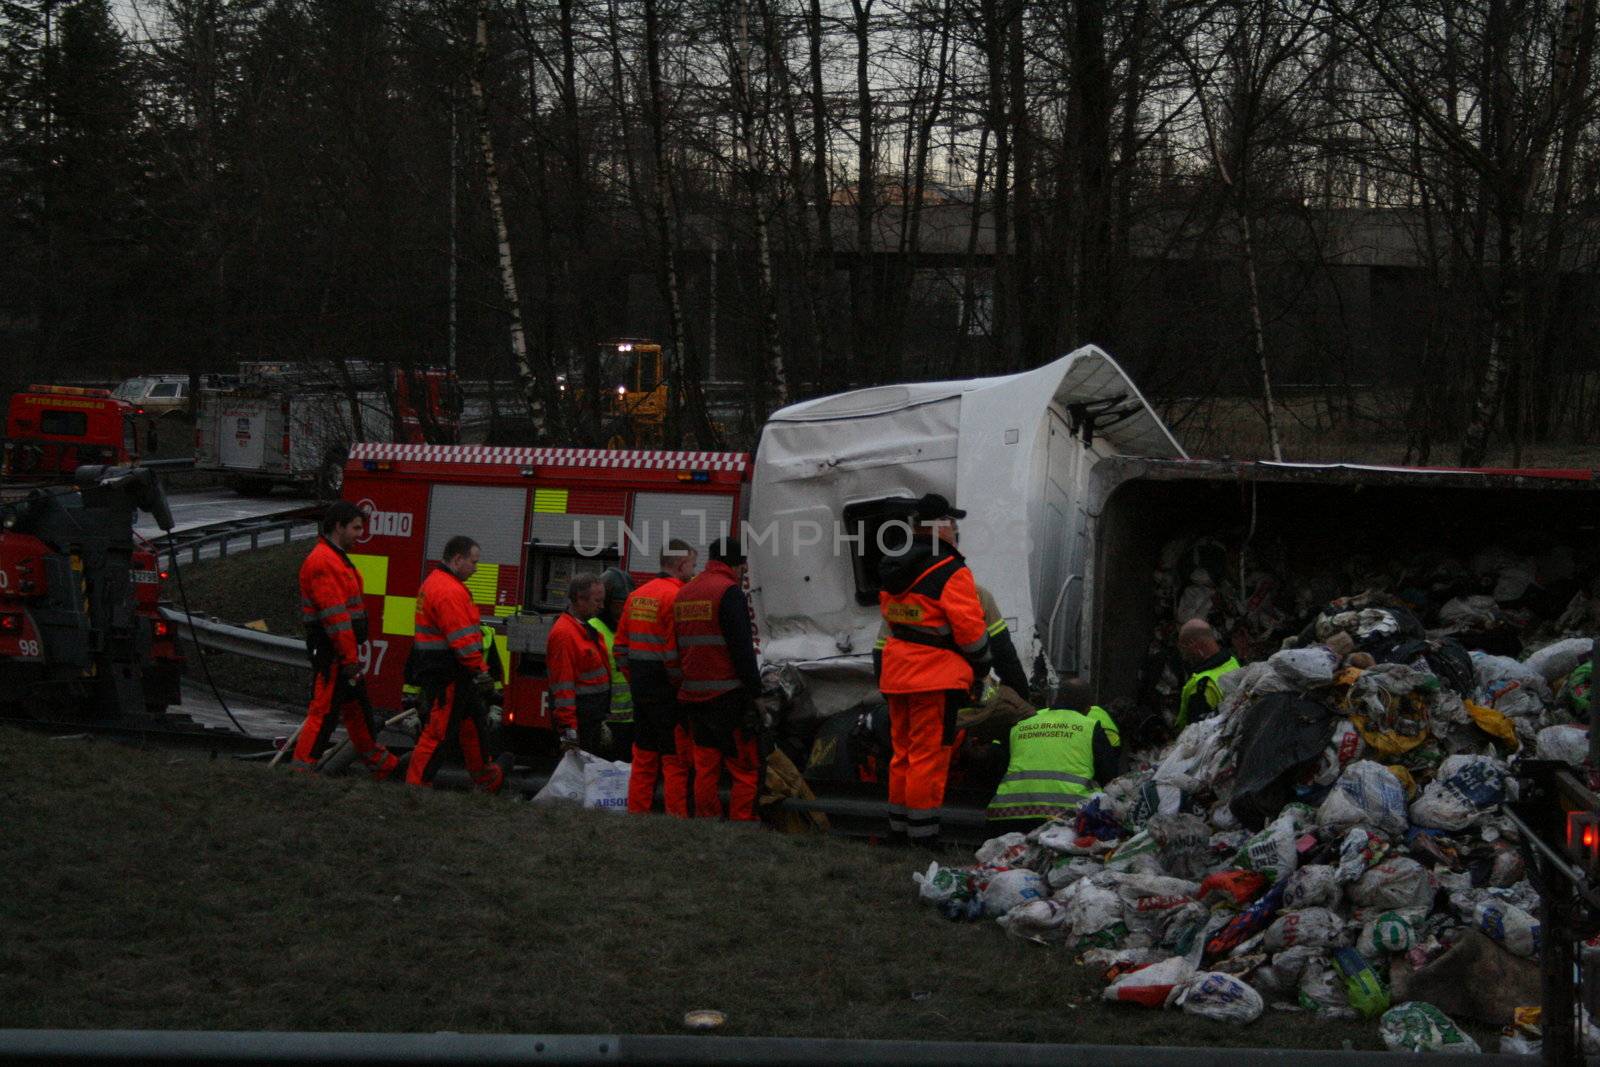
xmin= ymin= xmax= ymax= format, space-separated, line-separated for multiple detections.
xmin=877 ymin=494 xmax=990 ymax=846
xmin=292 ymin=500 xmax=400 ymax=778
xmin=618 ymin=538 xmax=698 ymax=815
xmin=406 ymin=535 xmax=512 ymax=791
xmin=545 ymin=572 xmax=612 ymax=755
xmin=673 ymin=537 xmax=763 ymax=821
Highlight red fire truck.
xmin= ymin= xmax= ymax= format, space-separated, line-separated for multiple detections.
xmin=338 ymin=442 xmax=750 ymax=743
xmin=2 ymin=385 xmax=139 ymax=483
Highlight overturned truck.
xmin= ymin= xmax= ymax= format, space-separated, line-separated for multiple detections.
xmin=750 ymin=346 xmax=1600 ymax=725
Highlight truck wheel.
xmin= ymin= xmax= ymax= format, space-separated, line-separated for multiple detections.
xmin=228 ymin=476 xmax=274 ymax=497
xmin=315 ymin=449 xmax=348 ymax=501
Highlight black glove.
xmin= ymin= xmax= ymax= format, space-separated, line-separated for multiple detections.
xmin=471 ymin=671 xmax=496 ymax=699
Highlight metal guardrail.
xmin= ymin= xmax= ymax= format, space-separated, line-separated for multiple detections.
xmin=159 ymin=510 xmax=318 ymax=567
xmin=139 ymin=457 xmax=196 ymax=471
xmin=161 ymin=608 xmax=310 ymax=668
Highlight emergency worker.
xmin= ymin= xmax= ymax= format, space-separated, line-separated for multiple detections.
xmin=1174 ymin=618 xmax=1241 ymax=731
xmin=292 ymin=501 xmax=400 ymax=778
xmin=673 ymin=537 xmax=762 ymax=821
xmin=876 ymin=494 xmax=990 ymax=846
xmin=618 ymin=539 xmax=698 ymax=815
xmin=588 ymin=568 xmax=635 ymax=758
xmin=546 ymin=573 xmax=612 ymax=754
xmin=875 ymin=581 xmax=1027 ymax=701
xmin=406 ymin=536 xmax=512 ymax=791
xmin=986 ymin=679 xmax=1120 ymax=831
xmin=402 ymin=621 xmax=505 ymax=708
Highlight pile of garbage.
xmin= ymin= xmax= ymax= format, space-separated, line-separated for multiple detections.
xmin=913 ymin=604 xmax=1598 ymax=1052
xmin=1145 ymin=533 xmax=1600 ymax=721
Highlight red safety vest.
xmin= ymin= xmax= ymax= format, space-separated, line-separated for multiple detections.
xmin=412 ymin=564 xmax=487 ymax=682
xmin=615 ymin=575 xmax=683 ymax=698
xmin=673 ymin=561 xmax=740 ymax=704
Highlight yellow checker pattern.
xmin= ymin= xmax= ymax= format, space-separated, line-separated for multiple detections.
xmin=353 ymin=553 xmax=522 ymax=639
xmin=534 ymin=489 xmax=569 ymax=513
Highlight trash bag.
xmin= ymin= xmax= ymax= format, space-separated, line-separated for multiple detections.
xmin=1350 ymin=858 xmax=1437 ymax=913
xmin=1379 ymin=1002 xmax=1481 ymax=1054
xmin=1199 ymin=870 xmax=1268 ymax=909
xmin=1317 ymin=761 xmax=1409 ymax=839
xmin=978 ymin=868 xmax=1046 ymax=917
xmin=1335 ymin=826 xmax=1392 ymax=884
xmin=531 ymin=749 xmax=588 ymax=805
xmin=1145 ymin=812 xmax=1213 ymax=881
xmin=1267 ymin=646 xmax=1342 ymax=689
xmin=1057 ymin=876 xmax=1123 ymax=938
xmin=1228 ymin=692 xmax=1340 ymax=830
xmin=1474 ymin=897 xmax=1541 ymax=957
xmin=1105 ymin=830 xmax=1164 ymax=875
xmin=1175 ymin=971 xmax=1265 ymax=1024
xmin=997 ymin=899 xmax=1072 ymax=943
xmin=975 ymin=832 xmax=1031 ymax=868
xmin=913 ymin=862 xmax=975 ymax=906
xmin=1523 ymin=637 xmax=1592 ymax=684
xmin=582 ymin=757 xmax=632 ymax=812
xmin=1257 ymin=945 xmax=1320 ymax=997
xmin=1298 ymin=955 xmax=1357 ymax=1018
xmin=1043 ymin=853 xmax=1102 ymax=892
xmin=1207 ymin=880 xmax=1288 ymax=960
xmin=1383 ymin=637 xmax=1476 ymax=696
xmin=1118 ymin=874 xmax=1202 ymax=937
xmin=1411 ymin=755 xmax=1508 ymax=831
xmin=1234 ymin=807 xmax=1307 ymax=882
xmin=1536 ymin=725 xmax=1589 ymax=766
xmin=1332 ymin=946 xmax=1391 ymax=1019
xmin=1264 ymin=907 xmax=1347 ymax=951
xmin=1356 ymin=910 xmax=1418 ymax=955
xmin=1312 ymin=720 xmax=1366 ymax=787
xmin=1283 ymin=865 xmax=1341 ymax=911
xmin=1102 ymin=955 xmax=1196 ymax=1008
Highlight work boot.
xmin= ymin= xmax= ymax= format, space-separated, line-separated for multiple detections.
xmin=366 ymin=748 xmax=403 ymax=782
xmin=473 ymin=752 xmax=517 ymax=795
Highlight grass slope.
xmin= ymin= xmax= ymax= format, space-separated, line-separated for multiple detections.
xmin=0 ymin=729 xmax=1389 ymax=1048
xmin=169 ymin=542 xmax=309 ymax=703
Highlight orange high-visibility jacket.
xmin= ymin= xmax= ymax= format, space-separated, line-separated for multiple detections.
xmin=299 ymin=537 xmax=368 ymax=667
xmin=615 ymin=574 xmax=684 ymax=702
xmin=411 ymin=565 xmax=486 ymax=683
xmin=673 ymin=561 xmax=761 ymax=703
xmin=546 ymin=611 xmax=611 ymax=731
xmin=877 ymin=544 xmax=989 ymax=694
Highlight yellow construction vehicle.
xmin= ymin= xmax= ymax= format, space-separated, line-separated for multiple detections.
xmin=581 ymin=339 xmax=668 ymax=448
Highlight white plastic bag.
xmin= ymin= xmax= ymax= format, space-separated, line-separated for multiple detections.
xmin=1057 ymin=877 xmax=1123 ymax=937
xmin=531 ymin=750 xmax=587 ymax=805
xmin=1176 ymin=970 xmax=1265 ymax=1023
xmin=582 ymin=756 xmax=632 ymax=812
xmin=912 ymin=862 xmax=973 ymax=906
xmin=1379 ymin=1001 xmax=1482 ymax=1054
xmin=1235 ymin=809 xmax=1303 ymax=882
xmin=1102 ymin=955 xmax=1196 ymax=1008
xmin=1298 ymin=956 xmax=1357 ymax=1019
xmin=1537 ymin=725 xmax=1590 ymax=766
xmin=1043 ymin=854 xmax=1102 ymax=892
xmin=975 ymin=832 xmax=1029 ymax=867
xmin=1268 ymin=646 xmax=1341 ymax=689
xmin=1264 ymin=908 xmax=1346 ymax=951
xmin=1524 ymin=637 xmax=1593 ymax=683
xmin=1284 ymin=865 xmax=1341 ymax=910
xmin=1474 ymin=898 xmax=1541 ymax=957
xmin=1312 ymin=721 xmax=1365 ymax=787
xmin=1317 ymin=761 xmax=1409 ymax=838
xmin=1411 ymin=755 xmax=1507 ymax=834
xmin=1350 ymin=858 xmax=1436 ymax=913
xmin=998 ymin=899 xmax=1073 ymax=943
xmin=978 ymin=868 xmax=1047 ymax=917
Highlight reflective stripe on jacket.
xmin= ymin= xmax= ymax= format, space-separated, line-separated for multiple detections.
xmin=1176 ymin=654 xmax=1241 ymax=731
xmin=876 ymin=547 xmax=989 ymax=694
xmin=986 ymin=706 xmax=1109 ymax=821
xmin=547 ymin=611 xmax=611 ymax=731
xmin=299 ymin=537 xmax=368 ymax=667
xmin=589 ymin=616 xmax=634 ymax=724
xmin=615 ymin=575 xmax=683 ymax=702
xmin=411 ymin=564 xmax=487 ymax=685
xmin=673 ymin=561 xmax=757 ymax=704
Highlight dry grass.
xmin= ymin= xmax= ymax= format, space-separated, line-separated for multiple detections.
xmin=0 ymin=726 xmax=1413 ymax=1048
xmin=169 ymin=542 xmax=309 ymax=704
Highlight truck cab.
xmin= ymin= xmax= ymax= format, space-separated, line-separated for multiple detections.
xmin=2 ymin=385 xmax=139 ymax=484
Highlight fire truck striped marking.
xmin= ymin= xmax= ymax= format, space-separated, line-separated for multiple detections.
xmin=464 ymin=563 xmax=501 ymax=606
xmin=350 ymin=442 xmax=747 ymax=472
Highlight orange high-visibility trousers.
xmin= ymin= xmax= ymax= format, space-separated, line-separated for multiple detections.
xmin=292 ymin=667 xmax=398 ymax=779
xmin=627 ymin=699 xmax=692 ymax=816
xmin=406 ymin=681 xmax=503 ymax=792
xmin=887 ymin=691 xmax=954 ymax=842
xmin=692 ymin=731 xmax=759 ymax=821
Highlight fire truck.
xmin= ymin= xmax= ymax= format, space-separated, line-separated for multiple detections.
xmin=0 ymin=465 xmax=183 ymax=719
xmin=2 ymin=384 xmax=139 ymax=483
xmin=195 ymin=362 xmax=462 ymax=499
xmin=337 ymin=442 xmax=749 ymax=746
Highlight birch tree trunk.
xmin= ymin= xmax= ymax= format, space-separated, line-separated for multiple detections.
xmin=470 ymin=0 xmax=545 ymax=441
xmin=733 ymin=0 xmax=789 ymax=411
